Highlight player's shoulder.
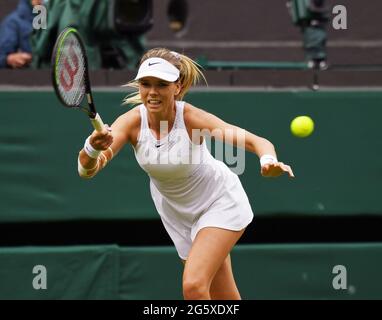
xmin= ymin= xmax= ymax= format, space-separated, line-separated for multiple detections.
xmin=117 ymin=105 xmax=141 ymax=127
xmin=184 ymin=102 xmax=204 ymax=118
xmin=112 ymin=105 xmax=141 ymax=143
xmin=183 ymin=102 xmax=198 ymax=113
xmin=183 ymin=102 xmax=209 ymax=125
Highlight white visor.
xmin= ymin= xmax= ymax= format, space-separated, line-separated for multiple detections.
xmin=135 ymin=57 xmax=180 ymax=82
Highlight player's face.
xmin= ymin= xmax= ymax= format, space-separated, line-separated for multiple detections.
xmin=139 ymin=77 xmax=180 ymax=113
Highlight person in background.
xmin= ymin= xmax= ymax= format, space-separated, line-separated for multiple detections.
xmin=0 ymin=0 xmax=42 ymax=69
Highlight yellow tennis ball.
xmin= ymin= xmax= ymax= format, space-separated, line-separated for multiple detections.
xmin=290 ymin=116 xmax=314 ymax=138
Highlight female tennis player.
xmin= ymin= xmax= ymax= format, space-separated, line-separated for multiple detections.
xmin=77 ymin=48 xmax=294 ymax=300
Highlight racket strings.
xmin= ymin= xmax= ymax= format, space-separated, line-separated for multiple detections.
xmin=56 ymin=33 xmax=86 ymax=107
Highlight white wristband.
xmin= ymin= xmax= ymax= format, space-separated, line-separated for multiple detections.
xmin=84 ymin=136 xmax=101 ymax=159
xmin=260 ymin=154 xmax=278 ymax=167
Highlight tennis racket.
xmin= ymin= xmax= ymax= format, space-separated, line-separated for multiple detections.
xmin=51 ymin=27 xmax=104 ymax=132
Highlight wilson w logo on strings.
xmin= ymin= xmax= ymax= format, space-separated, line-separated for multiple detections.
xmin=60 ymin=41 xmax=80 ymax=91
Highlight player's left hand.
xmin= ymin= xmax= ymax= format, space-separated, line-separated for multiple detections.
xmin=261 ymin=162 xmax=295 ymax=178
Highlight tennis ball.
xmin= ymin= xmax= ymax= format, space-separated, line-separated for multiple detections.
xmin=290 ymin=116 xmax=314 ymax=138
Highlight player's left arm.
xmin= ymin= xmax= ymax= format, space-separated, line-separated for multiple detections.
xmin=184 ymin=103 xmax=294 ymax=178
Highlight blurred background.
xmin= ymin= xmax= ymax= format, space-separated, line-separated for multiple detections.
xmin=0 ymin=0 xmax=381 ymax=300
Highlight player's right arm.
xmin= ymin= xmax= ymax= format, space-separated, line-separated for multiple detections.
xmin=78 ymin=107 xmax=140 ymax=178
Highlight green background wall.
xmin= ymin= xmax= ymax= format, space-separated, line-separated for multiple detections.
xmin=1 ymin=89 xmax=381 ymax=300
xmin=1 ymin=243 xmax=381 ymax=300
xmin=0 ymin=89 xmax=381 ymax=222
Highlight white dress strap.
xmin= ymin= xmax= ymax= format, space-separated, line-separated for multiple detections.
xmin=175 ymin=101 xmax=186 ymax=130
xmin=136 ymin=104 xmax=149 ymax=144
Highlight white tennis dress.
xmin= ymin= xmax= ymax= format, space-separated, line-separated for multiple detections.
xmin=133 ymin=101 xmax=254 ymax=259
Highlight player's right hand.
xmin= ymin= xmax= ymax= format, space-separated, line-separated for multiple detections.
xmin=89 ymin=125 xmax=113 ymax=150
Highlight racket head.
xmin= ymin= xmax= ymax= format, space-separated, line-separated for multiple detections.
xmin=51 ymin=27 xmax=95 ymax=116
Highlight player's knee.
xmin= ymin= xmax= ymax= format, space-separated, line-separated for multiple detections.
xmin=182 ymin=277 xmax=209 ymax=300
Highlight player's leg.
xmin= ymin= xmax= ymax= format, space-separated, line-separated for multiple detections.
xmin=182 ymin=255 xmax=240 ymax=299
xmin=182 ymin=227 xmax=245 ymax=300
xmin=209 ymin=254 xmax=241 ymax=299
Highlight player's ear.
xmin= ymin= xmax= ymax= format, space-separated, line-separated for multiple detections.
xmin=174 ymin=81 xmax=181 ymax=96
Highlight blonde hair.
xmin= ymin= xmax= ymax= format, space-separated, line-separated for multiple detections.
xmin=123 ymin=48 xmax=206 ymax=106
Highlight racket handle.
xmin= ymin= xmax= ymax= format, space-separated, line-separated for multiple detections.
xmin=90 ymin=113 xmax=105 ymax=132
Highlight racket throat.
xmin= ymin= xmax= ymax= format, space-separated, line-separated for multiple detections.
xmin=87 ymin=93 xmax=93 ymax=105
xmin=86 ymin=94 xmax=96 ymax=118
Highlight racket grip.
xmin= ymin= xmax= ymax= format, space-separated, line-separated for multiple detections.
xmin=90 ymin=113 xmax=105 ymax=132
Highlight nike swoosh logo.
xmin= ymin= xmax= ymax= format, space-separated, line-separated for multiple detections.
xmin=148 ymin=62 xmax=160 ymax=66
